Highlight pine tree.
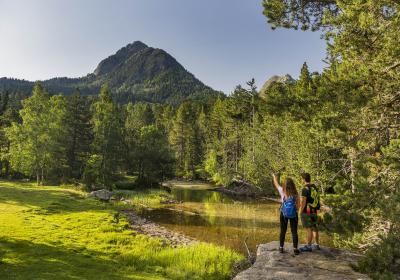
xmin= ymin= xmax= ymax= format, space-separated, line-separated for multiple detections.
xmin=136 ymin=125 xmax=174 ymax=184
xmin=170 ymin=102 xmax=190 ymax=177
xmin=0 ymin=91 xmax=20 ymax=177
xmin=124 ymin=102 xmax=156 ymax=174
xmin=86 ymin=85 xmax=122 ymax=188
xmin=64 ymin=90 xmax=93 ymax=179
xmin=169 ymin=101 xmax=200 ymax=178
xmin=298 ymin=62 xmax=311 ymax=90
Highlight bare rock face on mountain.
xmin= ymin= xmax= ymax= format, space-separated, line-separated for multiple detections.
xmin=234 ymin=241 xmax=370 ymax=280
xmin=94 ymin=41 xmax=148 ymax=76
xmin=259 ymin=74 xmax=295 ymax=98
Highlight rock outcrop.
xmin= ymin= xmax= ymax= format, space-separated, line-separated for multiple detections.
xmin=260 ymin=74 xmax=295 ymax=96
xmin=89 ymin=189 xmax=113 ymax=201
xmin=214 ymin=178 xmax=264 ymax=198
xmin=234 ymin=241 xmax=370 ymax=280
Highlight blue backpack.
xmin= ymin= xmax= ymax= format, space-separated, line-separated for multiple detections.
xmin=281 ymin=196 xmax=297 ymax=218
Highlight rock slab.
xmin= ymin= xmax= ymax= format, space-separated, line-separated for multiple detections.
xmin=234 ymin=241 xmax=370 ymax=280
xmin=89 ymin=189 xmax=112 ymax=201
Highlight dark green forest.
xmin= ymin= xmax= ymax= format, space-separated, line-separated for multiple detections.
xmin=0 ymin=0 xmax=399 ymax=278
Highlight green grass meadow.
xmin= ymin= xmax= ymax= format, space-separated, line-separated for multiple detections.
xmin=0 ymin=181 xmax=242 ymax=280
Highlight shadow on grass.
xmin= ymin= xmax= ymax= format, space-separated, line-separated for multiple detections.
xmin=0 ymin=237 xmax=156 ymax=280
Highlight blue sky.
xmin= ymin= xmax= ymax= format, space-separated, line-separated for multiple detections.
xmin=0 ymin=0 xmax=327 ymax=94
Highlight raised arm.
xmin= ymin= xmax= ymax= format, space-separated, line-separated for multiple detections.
xmin=272 ymin=173 xmax=280 ymax=191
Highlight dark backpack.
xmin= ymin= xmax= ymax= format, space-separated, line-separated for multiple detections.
xmin=281 ymin=196 xmax=297 ymax=218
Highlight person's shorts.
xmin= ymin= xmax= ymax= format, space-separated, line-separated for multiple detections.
xmin=301 ymin=213 xmax=318 ymax=229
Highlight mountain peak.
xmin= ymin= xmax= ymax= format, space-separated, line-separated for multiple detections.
xmin=121 ymin=41 xmax=148 ymax=54
xmin=94 ymin=41 xmax=149 ymax=76
xmin=0 ymin=41 xmax=220 ymax=105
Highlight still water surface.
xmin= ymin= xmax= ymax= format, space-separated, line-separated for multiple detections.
xmin=138 ymin=181 xmax=332 ymax=254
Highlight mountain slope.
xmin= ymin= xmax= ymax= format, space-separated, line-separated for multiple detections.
xmin=0 ymin=41 xmax=221 ymax=105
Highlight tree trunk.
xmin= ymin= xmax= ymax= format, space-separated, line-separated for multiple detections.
xmin=252 ymin=98 xmax=255 ymax=163
xmin=350 ymin=158 xmax=355 ymax=193
xmin=317 ymin=140 xmax=324 ymax=194
xmin=4 ymin=161 xmax=9 ymax=177
xmin=41 ymin=167 xmax=44 ymax=185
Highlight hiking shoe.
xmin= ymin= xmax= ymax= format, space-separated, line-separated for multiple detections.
xmin=279 ymin=247 xmax=284 ymax=253
xmin=312 ymin=244 xmax=321 ymax=250
xmin=299 ymin=245 xmax=312 ymax=252
xmin=294 ymin=249 xmax=300 ymax=255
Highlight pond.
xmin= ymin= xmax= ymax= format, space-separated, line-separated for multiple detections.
xmin=138 ymin=181 xmax=332 ymax=255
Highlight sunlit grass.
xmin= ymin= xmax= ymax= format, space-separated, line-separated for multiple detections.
xmin=0 ymin=180 xmax=242 ymax=279
xmin=113 ymin=189 xmax=172 ymax=208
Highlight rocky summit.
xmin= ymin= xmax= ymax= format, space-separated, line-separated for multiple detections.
xmin=234 ymin=241 xmax=370 ymax=280
xmin=0 ymin=41 xmax=220 ymax=105
xmin=260 ymin=74 xmax=295 ymax=94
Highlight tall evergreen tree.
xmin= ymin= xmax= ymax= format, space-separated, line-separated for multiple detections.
xmin=169 ymin=101 xmax=200 ymax=178
xmin=0 ymin=91 xmax=20 ymax=177
xmin=85 ymin=85 xmax=122 ymax=188
xmin=298 ymin=62 xmax=311 ymax=90
xmin=64 ymin=90 xmax=93 ymax=179
xmin=124 ymin=102 xmax=156 ymax=174
xmin=136 ymin=125 xmax=174 ymax=184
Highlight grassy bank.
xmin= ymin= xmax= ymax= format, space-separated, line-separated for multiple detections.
xmin=113 ymin=189 xmax=172 ymax=208
xmin=0 ymin=180 xmax=242 ymax=280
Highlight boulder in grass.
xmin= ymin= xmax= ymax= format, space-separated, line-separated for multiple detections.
xmin=89 ymin=189 xmax=112 ymax=201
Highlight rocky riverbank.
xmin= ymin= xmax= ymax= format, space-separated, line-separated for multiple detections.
xmin=121 ymin=210 xmax=198 ymax=247
xmin=234 ymin=241 xmax=370 ymax=280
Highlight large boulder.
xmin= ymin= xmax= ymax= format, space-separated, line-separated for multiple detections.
xmin=89 ymin=189 xmax=112 ymax=201
xmin=223 ymin=177 xmax=263 ymax=197
xmin=234 ymin=241 xmax=370 ymax=280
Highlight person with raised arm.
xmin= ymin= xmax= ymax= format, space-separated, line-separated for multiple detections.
xmin=272 ymin=173 xmax=300 ymax=255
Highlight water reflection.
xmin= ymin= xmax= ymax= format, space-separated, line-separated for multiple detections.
xmin=170 ymin=188 xmax=232 ymax=203
xmin=139 ymin=183 xmax=331 ymax=254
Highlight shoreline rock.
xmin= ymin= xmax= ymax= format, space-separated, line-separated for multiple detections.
xmin=234 ymin=241 xmax=370 ymax=280
xmin=211 ymin=178 xmax=265 ymax=198
xmin=88 ymin=189 xmax=112 ymax=201
xmin=121 ymin=210 xmax=198 ymax=247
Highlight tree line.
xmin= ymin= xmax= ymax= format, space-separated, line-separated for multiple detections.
xmin=0 ymin=64 xmax=339 ymax=193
